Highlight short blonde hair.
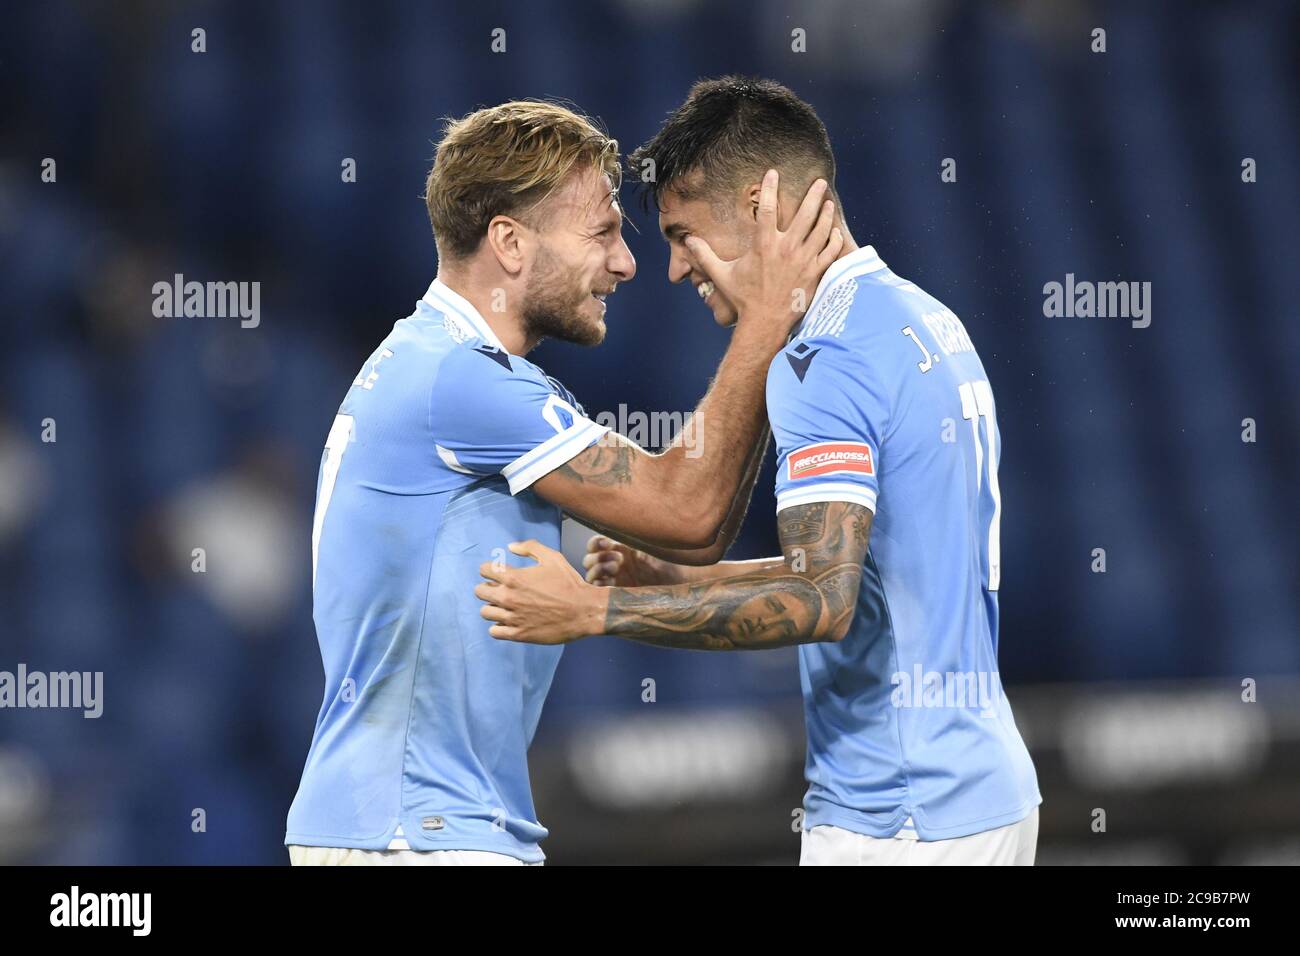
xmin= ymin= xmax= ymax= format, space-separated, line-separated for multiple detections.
xmin=425 ymin=100 xmax=621 ymax=260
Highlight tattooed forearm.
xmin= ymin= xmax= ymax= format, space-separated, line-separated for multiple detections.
xmin=606 ymin=568 xmax=828 ymax=650
xmin=579 ymin=430 xmax=772 ymax=567
xmin=601 ymin=501 xmax=873 ymax=650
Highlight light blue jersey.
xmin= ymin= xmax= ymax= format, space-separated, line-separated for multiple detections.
xmin=286 ymin=279 xmax=608 ymax=861
xmin=768 ymin=246 xmax=1041 ymax=841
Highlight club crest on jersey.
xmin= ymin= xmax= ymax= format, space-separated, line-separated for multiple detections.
xmin=788 ymin=442 xmax=874 ymax=480
xmin=542 ymin=394 xmax=576 ymax=432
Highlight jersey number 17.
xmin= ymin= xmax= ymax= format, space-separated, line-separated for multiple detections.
xmin=957 ymin=380 xmax=1002 ymax=592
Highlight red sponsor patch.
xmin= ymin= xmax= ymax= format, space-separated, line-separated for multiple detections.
xmin=787 ymin=442 xmax=874 ymax=480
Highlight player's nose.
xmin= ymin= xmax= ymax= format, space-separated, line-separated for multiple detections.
xmin=667 ymin=247 xmax=690 ymax=285
xmin=608 ymin=235 xmax=636 ymax=282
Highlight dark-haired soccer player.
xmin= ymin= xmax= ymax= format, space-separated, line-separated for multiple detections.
xmin=477 ymin=78 xmax=1042 ymax=865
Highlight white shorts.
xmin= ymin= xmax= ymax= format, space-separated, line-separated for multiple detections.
xmin=288 ymin=845 xmax=542 ymax=866
xmin=800 ymin=808 xmax=1039 ymax=866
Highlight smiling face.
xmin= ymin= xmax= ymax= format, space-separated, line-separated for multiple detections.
xmin=628 ymin=77 xmax=841 ymax=327
xmin=658 ymin=181 xmax=756 ymax=327
xmin=521 ymin=166 xmax=636 ymax=346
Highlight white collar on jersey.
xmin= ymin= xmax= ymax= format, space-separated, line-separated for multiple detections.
xmin=805 ymin=244 xmax=887 ymax=317
xmin=421 ymin=278 xmax=510 ymax=353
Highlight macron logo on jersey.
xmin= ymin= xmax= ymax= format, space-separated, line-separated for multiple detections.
xmin=474 ymin=344 xmax=512 ymax=371
xmin=788 ymin=442 xmax=875 ymax=481
xmin=785 ymin=342 xmax=820 ymax=382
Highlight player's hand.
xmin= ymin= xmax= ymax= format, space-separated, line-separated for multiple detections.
xmin=476 ymin=540 xmax=604 ymax=645
xmin=583 ymin=535 xmax=684 ymax=588
xmin=685 ymin=169 xmax=842 ymax=335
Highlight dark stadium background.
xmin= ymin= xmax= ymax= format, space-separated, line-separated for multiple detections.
xmin=0 ymin=0 xmax=1296 ymax=864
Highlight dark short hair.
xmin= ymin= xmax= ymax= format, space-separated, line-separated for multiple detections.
xmin=628 ymin=76 xmax=835 ymax=213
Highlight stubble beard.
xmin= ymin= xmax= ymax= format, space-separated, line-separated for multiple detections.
xmin=522 ymin=245 xmax=605 ymax=347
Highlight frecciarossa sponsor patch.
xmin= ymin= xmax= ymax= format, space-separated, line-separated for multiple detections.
xmin=788 ymin=442 xmax=875 ymax=480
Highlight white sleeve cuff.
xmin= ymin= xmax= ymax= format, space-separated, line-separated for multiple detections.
xmin=502 ymin=418 xmax=610 ymax=495
xmin=776 ymin=481 xmax=877 ymax=514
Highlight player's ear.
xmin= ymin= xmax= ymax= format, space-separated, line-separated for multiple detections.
xmin=485 ymin=215 xmax=527 ymax=277
xmin=744 ymin=180 xmax=790 ymax=230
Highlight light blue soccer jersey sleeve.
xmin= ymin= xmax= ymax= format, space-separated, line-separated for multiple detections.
xmin=429 ymin=342 xmax=608 ymax=494
xmin=769 ymin=334 xmax=885 ymax=517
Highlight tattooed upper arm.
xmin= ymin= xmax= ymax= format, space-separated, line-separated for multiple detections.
xmin=778 ymin=501 xmax=872 ymax=560
xmin=532 ymin=432 xmax=720 ymax=549
xmin=549 ymin=430 xmax=638 ymax=486
xmin=777 ymin=500 xmax=873 ymax=642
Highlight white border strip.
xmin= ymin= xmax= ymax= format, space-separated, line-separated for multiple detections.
xmin=776 ymin=481 xmax=877 ymax=514
xmin=502 ymin=419 xmax=610 ymax=495
xmin=422 ymin=279 xmax=508 ymax=353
